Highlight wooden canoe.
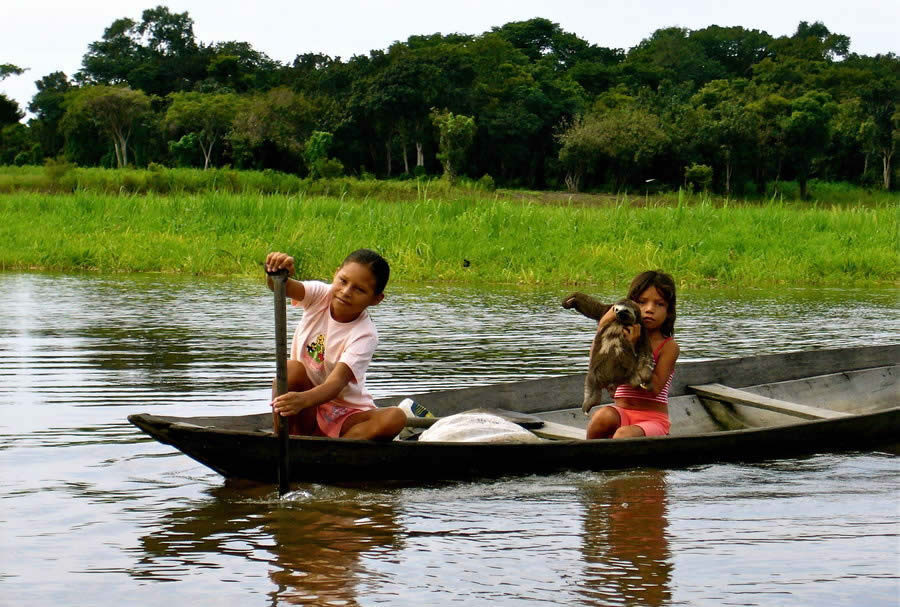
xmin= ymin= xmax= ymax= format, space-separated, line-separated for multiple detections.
xmin=128 ymin=345 xmax=899 ymax=483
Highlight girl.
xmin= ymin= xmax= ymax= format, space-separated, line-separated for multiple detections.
xmin=264 ymin=249 xmax=407 ymax=441
xmin=585 ymin=270 xmax=680 ymax=439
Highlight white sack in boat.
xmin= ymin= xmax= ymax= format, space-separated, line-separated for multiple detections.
xmin=417 ymin=412 xmax=542 ymax=443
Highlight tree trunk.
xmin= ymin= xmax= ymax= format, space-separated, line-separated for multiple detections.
xmin=723 ymin=147 xmax=732 ymax=196
xmin=200 ymin=137 xmax=215 ymax=170
xmin=368 ymin=143 xmax=378 ymax=175
xmin=385 ymin=139 xmax=392 ymax=176
xmin=416 ymin=141 xmax=424 ymax=167
xmin=882 ymin=149 xmax=893 ymax=190
xmin=112 ymin=127 xmax=130 ymax=168
xmin=117 ymin=138 xmax=127 ymax=168
xmin=754 ymin=165 xmax=766 ymax=195
xmin=112 ymin=140 xmax=123 ymax=168
xmin=565 ymin=169 xmax=581 ymax=193
xmin=402 ymin=141 xmax=409 ymax=174
xmin=725 ymin=160 xmax=732 ymax=196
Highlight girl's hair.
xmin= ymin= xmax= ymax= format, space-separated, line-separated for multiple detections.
xmin=628 ymin=270 xmax=676 ymax=336
xmin=342 ymin=249 xmax=390 ymax=295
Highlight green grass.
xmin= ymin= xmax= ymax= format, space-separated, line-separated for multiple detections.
xmin=0 ymin=164 xmax=499 ymax=202
xmin=2 ymin=164 xmax=897 ymax=207
xmin=0 ymin=188 xmax=896 ymax=287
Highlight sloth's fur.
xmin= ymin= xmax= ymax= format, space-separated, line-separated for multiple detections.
xmin=562 ymin=293 xmax=655 ymax=413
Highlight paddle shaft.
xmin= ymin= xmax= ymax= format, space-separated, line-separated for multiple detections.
xmin=269 ymin=269 xmax=290 ymax=495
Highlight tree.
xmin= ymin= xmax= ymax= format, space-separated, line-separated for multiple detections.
xmin=745 ymin=90 xmax=791 ymax=192
xmin=684 ymin=163 xmax=713 ymax=191
xmin=467 ymin=34 xmax=546 ymax=183
xmin=692 ymin=79 xmax=761 ymax=194
xmin=689 ymin=26 xmax=775 ymax=78
xmin=79 ymin=6 xmax=205 ymax=97
xmin=856 ymin=56 xmax=899 ymax=190
xmin=620 ymin=27 xmax=724 ymax=90
xmin=350 ymin=58 xmax=433 ymax=176
xmin=557 ymin=106 xmax=668 ymax=191
xmin=0 ymin=64 xmax=26 ymax=125
xmin=229 ymin=87 xmax=319 ymax=171
xmin=28 ymin=72 xmax=72 ymax=158
xmin=773 ymin=21 xmax=851 ymax=62
xmin=164 ymin=92 xmax=243 ymax=169
xmin=202 ymin=41 xmax=280 ymax=92
xmin=303 ymin=130 xmax=334 ymax=178
xmin=62 ymin=85 xmax=151 ymax=167
xmin=779 ymin=91 xmax=836 ymax=199
xmin=430 ymin=109 xmax=476 ymax=180
xmin=556 ymin=115 xmax=601 ymax=192
xmin=1 ymin=63 xmax=25 ymax=81
xmin=491 ymin=17 xmax=614 ymax=73
xmin=0 ymin=95 xmax=23 ymax=125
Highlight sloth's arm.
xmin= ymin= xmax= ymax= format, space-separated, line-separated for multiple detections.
xmin=561 ymin=292 xmax=612 ymax=321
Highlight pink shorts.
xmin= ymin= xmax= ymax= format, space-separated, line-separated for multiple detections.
xmin=610 ymin=405 xmax=671 ymax=437
xmin=287 ymin=403 xmax=370 ymax=438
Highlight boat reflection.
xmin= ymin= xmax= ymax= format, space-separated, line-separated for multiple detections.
xmin=133 ymin=480 xmax=401 ymax=605
xmin=579 ymin=469 xmax=672 ymax=606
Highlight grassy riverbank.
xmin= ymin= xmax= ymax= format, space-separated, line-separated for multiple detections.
xmin=1 ymin=163 xmax=897 ymax=206
xmin=1 ymin=188 xmax=895 ymax=287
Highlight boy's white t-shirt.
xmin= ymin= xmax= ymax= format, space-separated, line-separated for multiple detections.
xmin=289 ymin=280 xmax=378 ymax=411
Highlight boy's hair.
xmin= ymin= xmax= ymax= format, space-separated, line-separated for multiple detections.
xmin=628 ymin=270 xmax=676 ymax=337
xmin=342 ymin=249 xmax=390 ymax=295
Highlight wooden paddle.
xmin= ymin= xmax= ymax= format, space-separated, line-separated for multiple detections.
xmin=268 ymin=268 xmax=291 ymax=496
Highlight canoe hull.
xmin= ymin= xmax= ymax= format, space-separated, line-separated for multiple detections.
xmin=128 ymin=346 xmax=900 ymax=483
xmin=128 ymin=405 xmax=899 ymax=484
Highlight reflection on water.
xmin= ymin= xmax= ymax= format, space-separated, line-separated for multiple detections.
xmin=135 ymin=481 xmax=400 ymax=606
xmin=1 ymin=273 xmax=897 ymax=606
xmin=580 ymin=470 xmax=671 ymax=606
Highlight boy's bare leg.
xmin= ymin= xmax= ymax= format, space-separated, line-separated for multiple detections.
xmin=340 ymin=407 xmax=407 ymax=440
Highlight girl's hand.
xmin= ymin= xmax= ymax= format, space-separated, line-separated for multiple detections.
xmin=622 ymin=323 xmax=641 ymax=344
xmin=271 ymin=391 xmax=313 ymax=417
xmin=265 ymin=252 xmax=295 ymax=275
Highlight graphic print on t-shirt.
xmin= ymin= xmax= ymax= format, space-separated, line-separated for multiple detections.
xmin=306 ymin=334 xmax=325 ymax=367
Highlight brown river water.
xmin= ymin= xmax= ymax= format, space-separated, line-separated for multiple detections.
xmin=1 ymin=273 xmax=897 ymax=606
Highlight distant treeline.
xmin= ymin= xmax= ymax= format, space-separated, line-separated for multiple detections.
xmin=0 ymin=7 xmax=897 ymax=197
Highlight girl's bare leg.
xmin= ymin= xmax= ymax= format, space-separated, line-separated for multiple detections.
xmin=586 ymin=406 xmax=622 ymax=439
xmin=612 ymin=425 xmax=646 ymax=439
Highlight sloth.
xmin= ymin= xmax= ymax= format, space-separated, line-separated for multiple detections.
xmin=562 ymin=292 xmax=655 ymax=414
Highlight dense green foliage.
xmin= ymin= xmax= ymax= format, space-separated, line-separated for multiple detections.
xmin=1 ymin=187 xmax=894 ymax=286
xmin=1 ymin=9 xmax=897 ymax=195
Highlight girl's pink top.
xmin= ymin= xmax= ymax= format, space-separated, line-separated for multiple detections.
xmin=613 ymin=337 xmax=674 ymax=406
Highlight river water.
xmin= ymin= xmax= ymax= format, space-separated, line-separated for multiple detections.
xmin=1 ymin=273 xmax=897 ymax=606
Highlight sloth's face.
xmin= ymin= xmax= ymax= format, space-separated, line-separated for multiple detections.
xmin=613 ymin=300 xmax=639 ymax=325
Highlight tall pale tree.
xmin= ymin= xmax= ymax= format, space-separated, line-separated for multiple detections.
xmin=62 ymin=85 xmax=151 ymax=167
xmin=164 ymin=91 xmax=244 ymax=169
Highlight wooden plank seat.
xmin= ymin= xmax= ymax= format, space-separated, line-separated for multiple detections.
xmin=689 ymin=383 xmax=851 ymax=420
